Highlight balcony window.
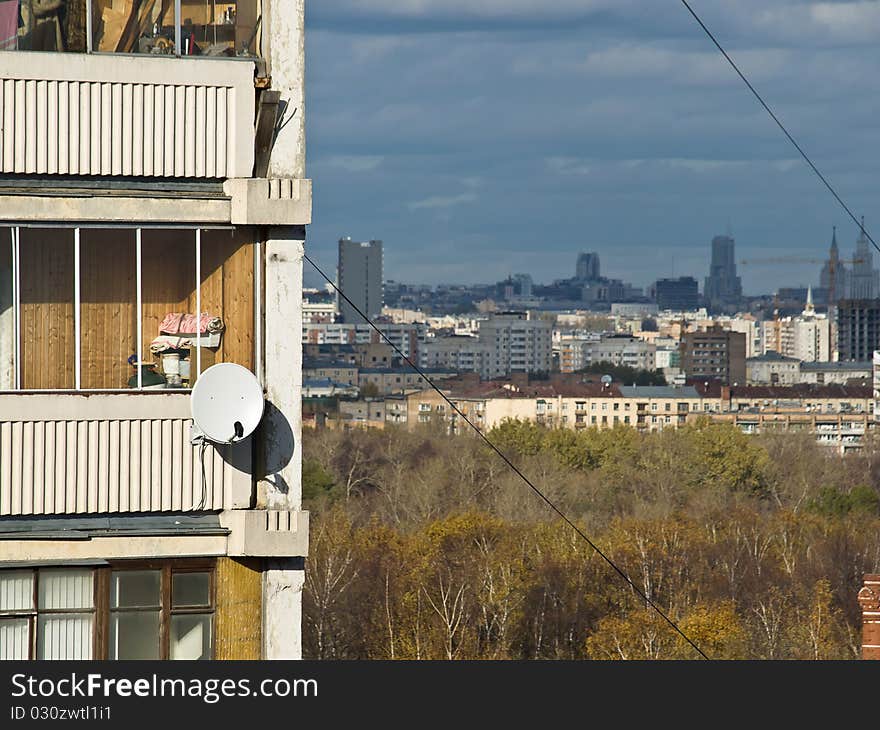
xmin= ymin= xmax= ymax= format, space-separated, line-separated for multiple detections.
xmin=1 ymin=225 xmax=255 ymax=392
xmin=0 ymin=562 xmax=214 ymax=660
xmin=1 ymin=0 xmax=260 ymax=56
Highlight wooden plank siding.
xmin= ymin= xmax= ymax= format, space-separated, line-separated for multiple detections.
xmin=80 ymin=230 xmax=137 ymax=389
xmin=19 ymin=228 xmax=75 ymax=389
xmin=13 ymin=228 xmax=254 ymax=390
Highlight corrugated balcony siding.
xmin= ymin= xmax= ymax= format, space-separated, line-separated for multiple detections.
xmin=0 ymin=53 xmax=255 ymax=179
xmin=0 ymin=394 xmax=252 ymax=517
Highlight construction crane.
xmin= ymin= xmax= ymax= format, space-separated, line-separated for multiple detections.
xmin=739 ymin=256 xmax=863 ymax=306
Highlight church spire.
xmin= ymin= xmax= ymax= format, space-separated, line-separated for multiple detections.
xmin=804 ymin=285 xmax=814 ymax=315
xmin=831 ymin=225 xmax=838 ymax=252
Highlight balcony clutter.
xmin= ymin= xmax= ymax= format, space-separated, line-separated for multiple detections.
xmin=125 ymin=312 xmax=225 ymax=388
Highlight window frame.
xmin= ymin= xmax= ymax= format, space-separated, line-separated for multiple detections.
xmin=0 ymin=559 xmax=216 ymax=660
xmin=8 ymin=0 xmax=262 ymax=59
xmin=0 ymin=567 xmax=98 ymax=660
xmin=2 ymin=224 xmax=257 ymax=393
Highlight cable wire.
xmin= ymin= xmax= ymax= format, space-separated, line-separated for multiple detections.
xmin=304 ymin=253 xmax=710 ymax=660
xmin=679 ymin=0 xmax=880 ymax=257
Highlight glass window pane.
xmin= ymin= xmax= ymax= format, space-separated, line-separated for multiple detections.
xmin=172 ymin=572 xmax=210 ymax=607
xmin=80 ymin=229 xmax=137 ymax=389
xmin=179 ymin=0 xmax=259 ymax=57
xmin=141 ymin=229 xmax=196 ymax=389
xmin=0 ymin=570 xmax=34 ymax=612
xmin=170 ymin=613 xmax=211 ymax=660
xmin=20 ymin=228 xmax=76 ymax=389
xmin=111 ymin=570 xmax=161 ymax=608
xmin=196 ymin=228 xmax=255 ymax=382
xmin=110 ymin=611 xmax=160 ymax=659
xmin=11 ymin=0 xmax=87 ymax=52
xmin=38 ymin=569 xmax=94 ymax=610
xmin=37 ymin=614 xmax=93 ymax=660
xmin=0 ymin=228 xmax=13 ymax=390
xmin=0 ymin=617 xmax=30 ymax=659
xmin=92 ymin=0 xmax=175 ymax=53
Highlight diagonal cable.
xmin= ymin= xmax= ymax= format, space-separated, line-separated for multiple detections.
xmin=304 ymin=252 xmax=710 ymax=660
xmin=680 ymin=0 xmax=880 ymax=257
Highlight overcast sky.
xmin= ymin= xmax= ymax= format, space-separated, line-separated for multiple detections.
xmin=303 ymin=1 xmax=880 ymax=295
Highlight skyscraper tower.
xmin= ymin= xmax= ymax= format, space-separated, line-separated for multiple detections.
xmin=848 ymin=217 xmax=879 ymax=300
xmin=704 ymin=234 xmax=742 ymax=311
xmin=337 ymin=237 xmax=384 ymax=322
xmin=575 ymin=252 xmax=600 ymax=282
xmin=819 ymin=226 xmax=847 ymax=305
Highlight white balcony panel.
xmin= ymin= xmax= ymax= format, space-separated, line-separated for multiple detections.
xmin=0 ymin=394 xmax=252 ymax=517
xmin=0 ymin=53 xmax=254 ymax=178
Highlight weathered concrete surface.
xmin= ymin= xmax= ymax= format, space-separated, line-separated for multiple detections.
xmin=265 ymin=0 xmax=305 ymax=179
xmin=261 ymin=228 xmax=304 ymax=512
xmin=0 ymin=195 xmax=230 ymax=223
xmin=224 ymin=178 xmax=312 ymax=225
xmin=263 ymin=560 xmax=305 ymax=659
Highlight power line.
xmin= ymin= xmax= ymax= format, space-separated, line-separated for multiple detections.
xmin=303 ymin=253 xmax=710 ymax=660
xmin=679 ymin=0 xmax=880 ymax=258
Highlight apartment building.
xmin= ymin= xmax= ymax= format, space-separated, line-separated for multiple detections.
xmin=421 ymin=312 xmax=552 ymax=379
xmin=580 ymin=334 xmax=656 ymax=372
xmin=680 ymin=324 xmax=747 ymax=385
xmin=375 ymin=377 xmax=873 ymax=452
xmin=478 ymin=312 xmax=553 ymax=377
xmin=746 ymin=352 xmax=800 ymax=385
xmin=0 ymin=0 xmax=309 ymax=659
xmin=698 ymin=384 xmax=873 ymax=454
xmin=302 ymin=322 xmax=426 ymax=362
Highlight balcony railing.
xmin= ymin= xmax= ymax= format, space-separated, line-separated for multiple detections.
xmin=0 ymin=393 xmax=252 ymax=517
xmin=0 ymin=52 xmax=255 ymax=178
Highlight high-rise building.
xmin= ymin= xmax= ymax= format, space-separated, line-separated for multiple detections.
xmin=761 ymin=289 xmax=831 ymax=362
xmin=337 ymin=237 xmax=383 ymax=323
xmin=652 ymin=277 xmax=699 ymax=312
xmin=576 ymin=252 xmax=601 ymax=282
xmin=837 ymin=299 xmax=880 ymax=362
xmin=704 ymin=235 xmax=743 ymax=311
xmin=847 ymin=219 xmax=879 ymax=300
xmin=820 ymin=227 xmax=848 ymax=305
xmin=679 ymin=324 xmax=746 ymax=385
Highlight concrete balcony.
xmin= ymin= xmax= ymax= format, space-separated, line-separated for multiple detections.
xmin=0 ymin=52 xmax=255 ymax=179
xmin=0 ymin=392 xmax=252 ymax=517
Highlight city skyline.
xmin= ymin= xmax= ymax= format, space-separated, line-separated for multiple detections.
xmin=307 ymin=222 xmax=876 ymax=298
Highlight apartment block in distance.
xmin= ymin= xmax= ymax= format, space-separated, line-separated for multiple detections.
xmin=337 ymin=237 xmax=383 ymax=323
xmin=0 ymin=0 xmax=310 ymax=659
xmin=680 ymin=324 xmax=746 ymax=385
xmin=837 ymin=299 xmax=880 ymax=362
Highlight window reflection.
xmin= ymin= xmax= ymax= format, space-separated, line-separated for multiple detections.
xmin=2 ymin=0 xmax=259 ymax=55
xmin=7 ymin=0 xmax=87 ymax=51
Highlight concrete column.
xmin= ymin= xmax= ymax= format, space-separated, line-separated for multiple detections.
xmin=263 ymin=560 xmax=305 ymax=659
xmin=859 ymin=575 xmax=880 ymax=659
xmin=260 ymin=226 xmax=304 ymax=511
xmin=265 ymin=0 xmax=305 ymax=180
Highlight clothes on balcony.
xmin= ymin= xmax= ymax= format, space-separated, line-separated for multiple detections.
xmin=150 ymin=312 xmax=224 ymax=353
xmin=158 ymin=312 xmax=224 ymax=336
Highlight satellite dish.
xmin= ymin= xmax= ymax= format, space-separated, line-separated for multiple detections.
xmin=601 ymin=374 xmax=613 ymax=386
xmin=191 ymin=363 xmax=264 ymax=444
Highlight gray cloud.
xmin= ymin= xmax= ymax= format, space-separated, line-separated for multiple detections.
xmin=304 ymin=1 xmax=880 ymax=295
